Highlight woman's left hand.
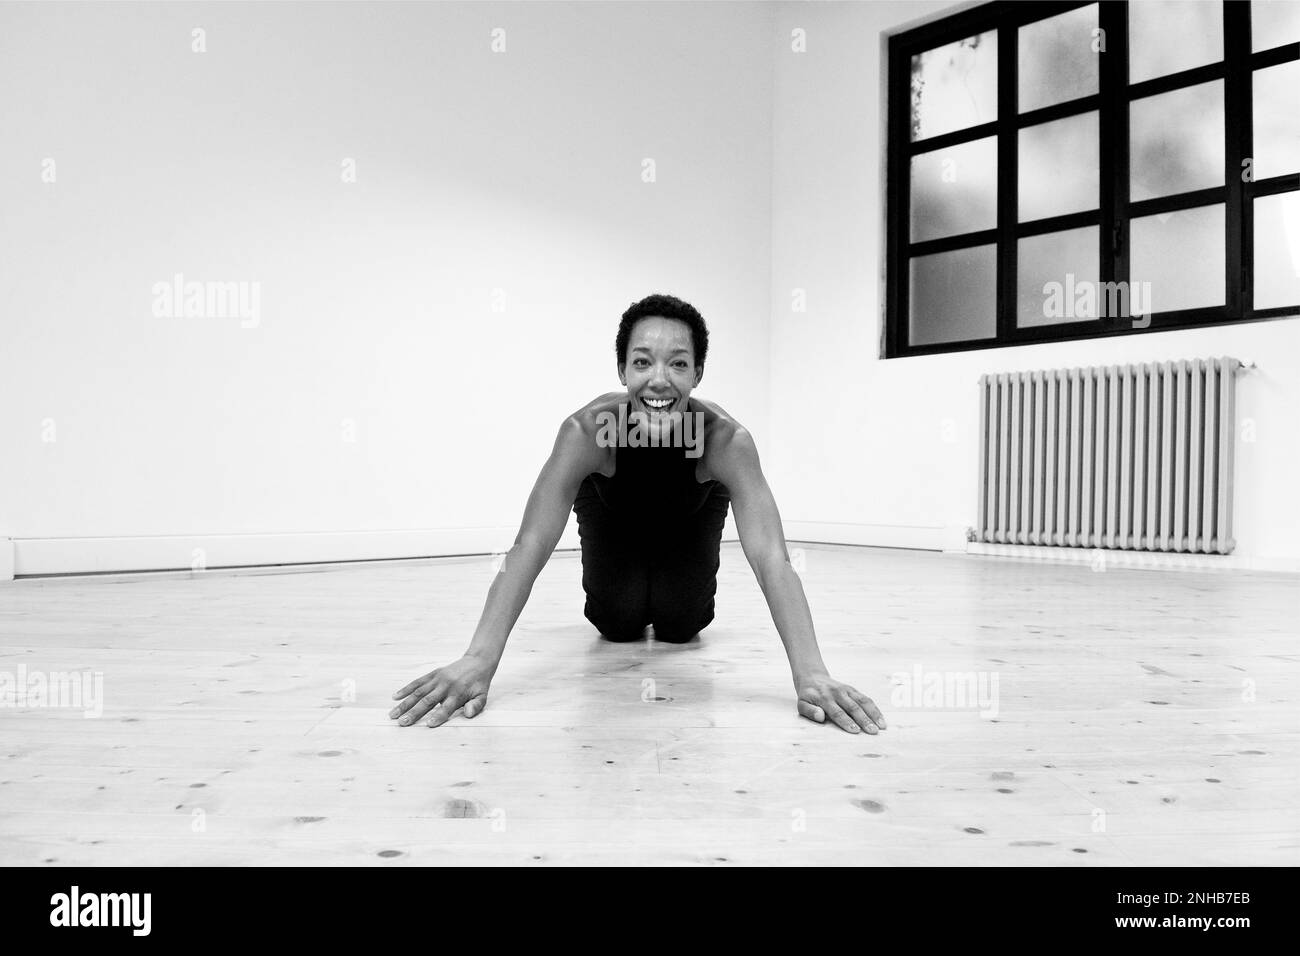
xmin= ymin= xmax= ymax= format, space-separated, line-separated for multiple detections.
xmin=794 ymin=673 xmax=887 ymax=734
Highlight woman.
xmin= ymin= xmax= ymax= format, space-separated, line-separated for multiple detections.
xmin=391 ymin=294 xmax=887 ymax=735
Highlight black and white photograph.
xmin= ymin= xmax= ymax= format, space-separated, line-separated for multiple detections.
xmin=0 ymin=0 xmax=1297 ymax=899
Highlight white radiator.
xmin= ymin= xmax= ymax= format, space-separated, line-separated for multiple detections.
xmin=977 ymin=357 xmax=1245 ymax=554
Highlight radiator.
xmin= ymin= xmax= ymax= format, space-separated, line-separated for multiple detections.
xmin=977 ymin=357 xmax=1244 ymax=554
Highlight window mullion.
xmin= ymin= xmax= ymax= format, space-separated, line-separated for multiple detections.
xmin=1224 ymin=0 xmax=1251 ymax=316
xmin=996 ymin=21 xmax=1017 ymax=343
xmin=886 ymin=34 xmax=909 ymax=356
xmin=1099 ymin=0 xmax=1129 ymax=322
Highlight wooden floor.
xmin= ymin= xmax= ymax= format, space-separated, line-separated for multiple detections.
xmin=1 ymin=543 xmax=1296 ymax=866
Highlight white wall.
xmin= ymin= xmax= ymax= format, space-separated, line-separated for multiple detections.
xmin=0 ymin=1 xmax=774 ymax=574
xmin=768 ymin=0 xmax=1300 ymax=570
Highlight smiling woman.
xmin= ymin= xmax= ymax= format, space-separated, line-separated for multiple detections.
xmin=389 ymin=293 xmax=887 ymax=736
xmin=574 ymin=296 xmax=727 ymax=644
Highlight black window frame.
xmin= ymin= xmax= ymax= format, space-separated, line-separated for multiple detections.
xmin=885 ymin=0 xmax=1300 ymax=359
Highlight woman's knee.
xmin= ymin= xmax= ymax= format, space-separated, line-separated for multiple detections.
xmin=584 ymin=598 xmax=649 ymax=642
xmin=650 ymin=598 xmax=715 ymax=643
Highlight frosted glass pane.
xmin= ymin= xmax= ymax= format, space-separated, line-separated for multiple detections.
xmin=1252 ymin=0 xmax=1300 ymax=52
xmin=1253 ymin=61 xmax=1300 ymax=180
xmin=1129 ymin=0 xmax=1223 ymax=83
xmin=1130 ymin=204 xmax=1225 ymax=314
xmin=910 ymin=137 xmax=998 ymax=242
xmin=1017 ymin=227 xmax=1101 ymax=327
xmin=1019 ymin=4 xmax=1100 ymax=113
xmin=1130 ymin=81 xmax=1225 ymax=201
xmin=1254 ymin=193 xmax=1300 ymax=309
xmin=910 ymin=31 xmax=998 ymax=141
xmin=909 ymin=245 xmax=997 ymax=345
xmin=1018 ymin=112 xmax=1099 ymax=221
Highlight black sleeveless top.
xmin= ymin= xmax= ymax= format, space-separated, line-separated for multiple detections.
xmin=580 ymin=440 xmax=729 ymax=520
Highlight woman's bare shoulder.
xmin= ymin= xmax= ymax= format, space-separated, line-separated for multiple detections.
xmin=690 ymin=396 xmax=742 ymax=443
xmin=567 ymin=392 xmax=626 ymax=432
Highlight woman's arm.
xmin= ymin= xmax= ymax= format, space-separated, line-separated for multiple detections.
xmin=464 ymin=416 xmax=595 ymax=666
xmin=390 ymin=416 xmax=597 ymax=727
xmin=708 ymin=426 xmax=888 ymax=735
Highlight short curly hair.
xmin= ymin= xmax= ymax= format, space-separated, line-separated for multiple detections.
xmin=615 ymin=293 xmax=709 ymax=371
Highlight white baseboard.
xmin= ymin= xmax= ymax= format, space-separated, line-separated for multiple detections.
xmin=11 ymin=527 xmax=578 ymax=578
xmin=965 ymin=540 xmax=1300 ymax=574
xmin=0 ymin=520 xmax=939 ymax=579
xmin=7 ymin=512 xmax=746 ymax=580
xmin=783 ymin=521 xmax=967 ymax=552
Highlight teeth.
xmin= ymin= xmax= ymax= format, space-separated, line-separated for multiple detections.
xmin=645 ymin=398 xmax=673 ymax=409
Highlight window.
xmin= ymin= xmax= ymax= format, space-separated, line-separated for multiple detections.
xmin=885 ymin=0 xmax=1300 ymax=357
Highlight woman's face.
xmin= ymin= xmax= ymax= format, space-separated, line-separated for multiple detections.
xmin=618 ymin=316 xmax=702 ymax=432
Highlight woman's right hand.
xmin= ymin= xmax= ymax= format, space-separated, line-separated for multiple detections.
xmin=390 ymin=654 xmax=495 ymax=728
